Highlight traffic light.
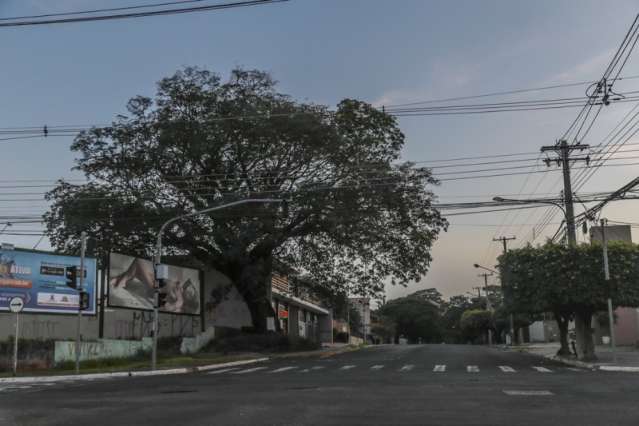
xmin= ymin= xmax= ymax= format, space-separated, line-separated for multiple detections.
xmin=157 ymin=291 xmax=168 ymax=309
xmin=65 ymin=266 xmax=78 ymax=289
xmin=79 ymin=291 xmax=90 ymax=311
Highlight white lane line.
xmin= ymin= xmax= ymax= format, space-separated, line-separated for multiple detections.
xmin=339 ymin=365 xmax=356 ymax=370
xmin=433 ymin=365 xmax=446 ymax=372
xmin=270 ymin=366 xmax=298 ymax=373
xmin=566 ymin=367 xmax=583 ymax=372
xmin=399 ymin=364 xmax=414 ymax=372
xmin=300 ymin=369 xmax=310 ymax=373
xmin=233 ymin=367 xmax=268 ymax=374
xmin=503 ymin=390 xmax=554 ymax=396
xmin=206 ymin=368 xmax=238 ymax=375
xmin=499 ymin=365 xmax=516 ymax=373
xmin=532 ymin=366 xmax=552 ymax=373
xmin=370 ymin=365 xmax=384 ymax=370
xmin=310 ymin=366 xmax=325 ymax=370
xmin=467 ymin=365 xmax=480 ymax=373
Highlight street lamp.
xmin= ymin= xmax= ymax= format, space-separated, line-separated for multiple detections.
xmin=151 ymin=198 xmax=283 ymax=370
xmin=493 ymin=196 xmax=568 ymax=242
xmin=474 ymin=262 xmax=516 ymax=346
xmin=0 ymin=222 xmax=13 ymax=235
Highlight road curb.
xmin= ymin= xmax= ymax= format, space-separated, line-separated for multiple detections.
xmin=599 ymin=365 xmax=639 ymax=372
xmin=0 ymin=357 xmax=269 ymax=385
xmin=544 ymin=354 xmax=599 ymax=370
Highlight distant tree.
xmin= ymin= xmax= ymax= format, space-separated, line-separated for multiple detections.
xmin=44 ymin=67 xmax=447 ymax=332
xmin=379 ymin=291 xmax=443 ymax=343
xmin=499 ymin=242 xmax=639 ymax=360
xmin=409 ymin=288 xmax=444 ymax=308
xmin=459 ymin=309 xmax=493 ymax=343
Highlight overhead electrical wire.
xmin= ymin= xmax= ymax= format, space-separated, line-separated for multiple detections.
xmin=0 ymin=0 xmax=288 ymax=28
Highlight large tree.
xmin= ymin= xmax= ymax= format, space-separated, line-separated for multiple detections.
xmin=44 ymin=67 xmax=447 ymax=331
xmin=378 ymin=291 xmax=443 ymax=343
xmin=499 ymin=242 xmax=639 ymax=360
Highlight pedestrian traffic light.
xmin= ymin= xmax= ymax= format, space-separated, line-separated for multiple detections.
xmin=157 ymin=291 xmax=168 ymax=309
xmin=65 ymin=266 xmax=78 ymax=289
xmin=79 ymin=291 xmax=90 ymax=311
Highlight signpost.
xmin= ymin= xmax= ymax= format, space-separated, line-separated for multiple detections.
xmin=9 ymin=296 xmax=24 ymax=376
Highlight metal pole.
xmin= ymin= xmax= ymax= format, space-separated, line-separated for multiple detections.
xmin=12 ymin=312 xmax=19 ymax=376
xmin=346 ymin=302 xmax=350 ymax=345
xmin=151 ymin=198 xmax=282 ymax=370
xmin=75 ymin=231 xmax=86 ymax=374
xmin=601 ymin=219 xmax=617 ymax=360
xmin=152 ymin=235 xmax=161 ymax=371
xmin=482 ymin=273 xmax=493 ymax=345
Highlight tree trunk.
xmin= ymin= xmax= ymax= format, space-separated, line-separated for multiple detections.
xmin=575 ymin=310 xmax=597 ymax=361
xmin=554 ymin=311 xmax=571 ymax=357
xmin=228 ymin=255 xmax=278 ymax=334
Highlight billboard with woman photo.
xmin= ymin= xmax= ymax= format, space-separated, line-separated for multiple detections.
xmin=108 ymin=253 xmax=201 ymax=315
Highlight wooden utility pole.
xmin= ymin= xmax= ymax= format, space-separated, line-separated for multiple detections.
xmin=540 ymin=140 xmax=590 ymax=246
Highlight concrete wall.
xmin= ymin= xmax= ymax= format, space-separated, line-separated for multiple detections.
xmin=528 ymin=321 xmax=545 ymax=342
xmin=54 ymin=338 xmax=152 ymax=363
xmin=615 ymin=307 xmax=639 ymax=346
xmin=1 ymin=266 xmax=252 ymax=342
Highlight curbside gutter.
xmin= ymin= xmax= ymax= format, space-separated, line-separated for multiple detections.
xmin=0 ymin=357 xmax=269 ymax=385
xmin=507 ymin=344 xmax=639 ymax=372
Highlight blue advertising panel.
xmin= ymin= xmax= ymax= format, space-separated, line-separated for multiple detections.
xmin=0 ymin=248 xmax=97 ymax=315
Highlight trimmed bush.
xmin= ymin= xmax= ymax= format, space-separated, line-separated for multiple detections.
xmin=205 ymin=333 xmax=320 ymax=354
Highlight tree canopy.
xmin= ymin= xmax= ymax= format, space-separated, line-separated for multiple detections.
xmin=378 ymin=290 xmax=443 ymax=343
xmin=499 ymin=241 xmax=639 ymax=359
xmin=44 ymin=67 xmax=447 ymax=330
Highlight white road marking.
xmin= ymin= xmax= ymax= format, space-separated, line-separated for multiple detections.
xmin=499 ymin=366 xmax=516 ymax=373
xmin=566 ymin=367 xmax=584 ymax=372
xmin=310 ymin=366 xmax=325 ymax=370
xmin=467 ymin=365 xmax=480 ymax=373
xmin=300 ymin=369 xmax=310 ymax=373
xmin=503 ymin=390 xmax=554 ymax=396
xmin=433 ymin=365 xmax=446 ymax=372
xmin=270 ymin=366 xmax=298 ymax=373
xmin=370 ymin=365 xmax=384 ymax=370
xmin=399 ymin=364 xmax=414 ymax=372
xmin=206 ymin=368 xmax=239 ymax=375
xmin=532 ymin=366 xmax=552 ymax=373
xmin=233 ymin=367 xmax=268 ymax=374
xmin=339 ymin=365 xmax=356 ymax=370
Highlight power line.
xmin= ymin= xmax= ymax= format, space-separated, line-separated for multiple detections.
xmin=0 ymin=0 xmax=288 ymax=28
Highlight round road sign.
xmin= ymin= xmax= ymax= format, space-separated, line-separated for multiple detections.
xmin=9 ymin=297 xmax=24 ymax=313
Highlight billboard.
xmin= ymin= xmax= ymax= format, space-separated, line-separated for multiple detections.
xmin=0 ymin=248 xmax=97 ymax=315
xmin=108 ymin=253 xmax=201 ymax=315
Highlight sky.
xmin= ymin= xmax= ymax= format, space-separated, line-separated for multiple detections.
xmin=2 ymin=0 xmax=639 ymax=301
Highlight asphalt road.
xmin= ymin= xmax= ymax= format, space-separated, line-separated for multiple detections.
xmin=2 ymin=344 xmax=639 ymax=425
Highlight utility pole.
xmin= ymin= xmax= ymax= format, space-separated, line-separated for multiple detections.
xmin=494 ymin=236 xmax=516 ymax=345
xmin=478 ymin=272 xmax=493 ymax=345
xmin=75 ymin=231 xmax=87 ymax=374
xmin=540 ymin=140 xmax=590 ymax=246
xmin=600 ymin=219 xmax=617 ymax=361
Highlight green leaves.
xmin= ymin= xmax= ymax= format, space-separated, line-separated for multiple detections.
xmin=499 ymin=241 xmax=639 ymax=316
xmin=44 ymin=66 xmax=446 ymax=306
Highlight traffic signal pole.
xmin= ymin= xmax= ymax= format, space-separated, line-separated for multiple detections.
xmin=493 ymin=236 xmax=516 ymax=345
xmin=75 ymin=231 xmax=87 ymax=374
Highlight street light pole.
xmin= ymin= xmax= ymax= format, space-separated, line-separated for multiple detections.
xmin=151 ymin=198 xmax=282 ymax=370
xmin=600 ymin=218 xmax=617 ymax=361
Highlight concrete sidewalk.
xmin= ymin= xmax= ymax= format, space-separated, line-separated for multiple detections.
xmin=509 ymin=342 xmax=639 ymax=371
xmin=0 ymin=344 xmax=362 ymax=385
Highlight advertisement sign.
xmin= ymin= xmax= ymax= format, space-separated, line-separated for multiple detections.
xmin=108 ymin=253 xmax=201 ymax=315
xmin=0 ymin=249 xmax=97 ymax=315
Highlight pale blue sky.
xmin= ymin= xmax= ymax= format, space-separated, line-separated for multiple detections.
xmin=1 ymin=0 xmax=639 ymax=299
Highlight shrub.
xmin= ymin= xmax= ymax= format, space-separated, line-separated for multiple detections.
xmin=205 ymin=333 xmax=320 ymax=354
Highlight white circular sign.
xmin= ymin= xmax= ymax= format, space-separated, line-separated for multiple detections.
xmin=9 ymin=297 xmax=24 ymax=313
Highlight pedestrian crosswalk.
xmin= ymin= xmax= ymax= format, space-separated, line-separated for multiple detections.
xmin=207 ymin=363 xmax=584 ymax=376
